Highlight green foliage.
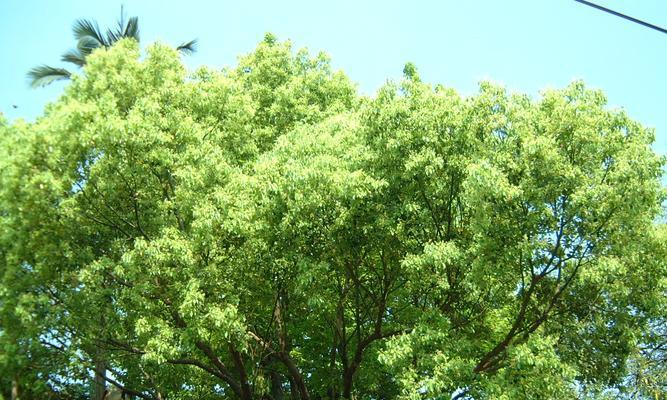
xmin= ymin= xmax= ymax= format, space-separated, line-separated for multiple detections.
xmin=2 ymin=35 xmax=665 ymax=399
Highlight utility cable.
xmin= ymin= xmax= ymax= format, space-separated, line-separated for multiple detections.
xmin=574 ymin=0 xmax=667 ymax=35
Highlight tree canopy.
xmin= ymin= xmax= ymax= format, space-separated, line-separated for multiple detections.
xmin=1 ymin=35 xmax=665 ymax=400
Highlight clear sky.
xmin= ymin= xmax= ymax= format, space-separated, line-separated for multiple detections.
xmin=0 ymin=0 xmax=665 ymax=155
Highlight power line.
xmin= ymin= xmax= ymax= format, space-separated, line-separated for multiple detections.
xmin=574 ymin=0 xmax=667 ymax=35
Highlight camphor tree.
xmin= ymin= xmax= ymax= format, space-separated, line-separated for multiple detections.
xmin=1 ymin=34 xmax=665 ymax=399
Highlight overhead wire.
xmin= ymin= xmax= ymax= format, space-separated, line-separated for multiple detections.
xmin=574 ymin=0 xmax=667 ymax=35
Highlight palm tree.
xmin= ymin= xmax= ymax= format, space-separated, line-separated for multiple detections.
xmin=28 ymin=7 xmax=197 ymax=88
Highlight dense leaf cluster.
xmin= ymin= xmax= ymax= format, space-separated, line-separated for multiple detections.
xmin=1 ymin=36 xmax=665 ymax=399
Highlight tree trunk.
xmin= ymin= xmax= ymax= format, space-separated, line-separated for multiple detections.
xmin=342 ymin=368 xmax=353 ymax=400
xmin=269 ymin=367 xmax=283 ymax=400
xmin=93 ymin=354 xmax=107 ymax=400
xmin=288 ymin=376 xmax=299 ymax=400
xmin=10 ymin=376 xmax=19 ymax=400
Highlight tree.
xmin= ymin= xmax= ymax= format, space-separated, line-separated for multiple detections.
xmin=2 ymin=35 xmax=665 ymax=399
xmin=27 ymin=7 xmax=197 ymax=88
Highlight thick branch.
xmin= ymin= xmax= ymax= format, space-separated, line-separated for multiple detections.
xmin=273 ymin=295 xmax=310 ymax=400
xmin=229 ymin=344 xmax=253 ymax=400
xmin=195 ymin=340 xmax=243 ymax=398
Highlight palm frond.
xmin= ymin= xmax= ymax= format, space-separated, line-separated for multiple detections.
xmin=27 ymin=65 xmax=72 ymax=88
xmin=31 ymin=8 xmax=143 ymax=89
xmin=176 ymin=39 xmax=198 ymax=55
xmin=123 ymin=16 xmax=140 ymax=41
xmin=76 ymin=36 xmax=101 ymax=58
xmin=106 ymin=29 xmax=118 ymax=45
xmin=107 ymin=5 xmax=126 ymax=44
xmin=107 ymin=16 xmax=139 ymax=45
xmin=112 ymin=4 xmax=126 ymax=43
xmin=61 ymin=49 xmax=86 ymax=67
xmin=72 ymin=19 xmax=107 ymax=47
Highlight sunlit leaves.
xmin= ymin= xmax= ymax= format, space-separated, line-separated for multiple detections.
xmin=1 ymin=35 xmax=665 ymax=399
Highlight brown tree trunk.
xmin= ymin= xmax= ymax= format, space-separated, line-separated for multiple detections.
xmin=229 ymin=345 xmax=253 ymax=400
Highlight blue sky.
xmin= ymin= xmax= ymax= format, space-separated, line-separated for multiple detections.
xmin=1 ymin=0 xmax=665 ymax=155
